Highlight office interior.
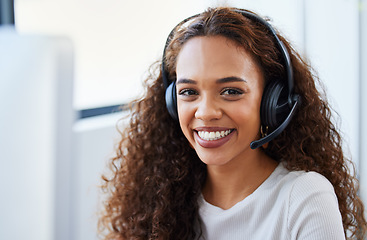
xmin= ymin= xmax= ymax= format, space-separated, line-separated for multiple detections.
xmin=1 ymin=0 xmax=367 ymax=239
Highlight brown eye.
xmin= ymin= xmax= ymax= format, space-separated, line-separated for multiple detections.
xmin=179 ymin=89 xmax=198 ymax=96
xmin=221 ymin=88 xmax=243 ymax=95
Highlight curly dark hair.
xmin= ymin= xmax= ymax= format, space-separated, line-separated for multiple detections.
xmin=99 ymin=7 xmax=367 ymax=240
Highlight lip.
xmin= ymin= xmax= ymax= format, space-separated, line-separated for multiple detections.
xmin=194 ymin=126 xmax=233 ymax=132
xmin=193 ymin=127 xmax=235 ymax=148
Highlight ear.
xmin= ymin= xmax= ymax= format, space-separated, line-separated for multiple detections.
xmin=261 ymin=142 xmax=269 ymax=149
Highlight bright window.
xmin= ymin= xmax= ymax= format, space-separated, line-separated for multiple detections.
xmin=15 ymin=0 xmax=212 ymax=110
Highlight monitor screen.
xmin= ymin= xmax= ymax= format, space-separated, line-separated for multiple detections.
xmin=0 ymin=26 xmax=74 ymax=240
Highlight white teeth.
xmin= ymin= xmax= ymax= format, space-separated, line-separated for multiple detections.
xmin=209 ymin=132 xmax=215 ymax=138
xmin=204 ymin=132 xmax=209 ymax=139
xmin=197 ymin=130 xmax=232 ymax=141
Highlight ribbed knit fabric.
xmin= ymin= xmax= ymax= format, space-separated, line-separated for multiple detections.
xmin=198 ymin=163 xmax=345 ymax=240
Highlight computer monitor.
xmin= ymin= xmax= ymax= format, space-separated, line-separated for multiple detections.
xmin=0 ymin=26 xmax=74 ymax=240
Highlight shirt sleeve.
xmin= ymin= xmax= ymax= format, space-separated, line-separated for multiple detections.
xmin=287 ymin=172 xmax=345 ymax=240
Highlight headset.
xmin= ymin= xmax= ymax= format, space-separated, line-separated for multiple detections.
xmin=162 ymin=9 xmax=300 ymax=149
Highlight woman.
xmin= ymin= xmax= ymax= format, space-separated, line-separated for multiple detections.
xmin=100 ymin=7 xmax=366 ymax=239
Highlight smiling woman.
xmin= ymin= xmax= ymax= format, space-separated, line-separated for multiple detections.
xmin=99 ymin=7 xmax=367 ymax=240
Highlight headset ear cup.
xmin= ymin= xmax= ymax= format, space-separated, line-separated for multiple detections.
xmin=165 ymin=82 xmax=178 ymax=120
xmin=261 ymin=80 xmax=287 ymax=130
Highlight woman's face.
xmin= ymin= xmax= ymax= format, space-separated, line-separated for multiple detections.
xmin=175 ymin=36 xmax=265 ymax=166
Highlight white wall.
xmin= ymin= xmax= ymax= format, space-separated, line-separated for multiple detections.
xmin=359 ymin=0 xmax=367 ymax=210
xmin=304 ymin=0 xmax=360 ymax=167
xmin=72 ymin=113 xmax=124 ymax=240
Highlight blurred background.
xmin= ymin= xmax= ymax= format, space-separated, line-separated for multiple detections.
xmin=1 ymin=0 xmax=366 ymax=239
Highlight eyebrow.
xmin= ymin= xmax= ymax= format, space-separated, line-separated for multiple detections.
xmin=176 ymin=76 xmax=247 ymax=85
xmin=216 ymin=76 xmax=247 ymax=84
xmin=176 ymin=78 xmax=196 ymax=85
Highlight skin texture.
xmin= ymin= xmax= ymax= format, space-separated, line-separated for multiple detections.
xmin=176 ymin=36 xmax=277 ymax=209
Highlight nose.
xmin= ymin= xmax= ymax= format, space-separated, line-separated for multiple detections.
xmin=194 ymin=96 xmax=222 ymax=121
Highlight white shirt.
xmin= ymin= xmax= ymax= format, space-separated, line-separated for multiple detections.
xmin=198 ymin=163 xmax=345 ymax=240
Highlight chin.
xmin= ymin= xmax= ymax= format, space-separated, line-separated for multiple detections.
xmin=196 ymin=152 xmax=232 ymax=166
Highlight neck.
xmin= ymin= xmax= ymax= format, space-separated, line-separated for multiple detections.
xmin=202 ymin=151 xmax=277 ymax=210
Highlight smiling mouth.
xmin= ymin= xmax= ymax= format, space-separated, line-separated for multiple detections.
xmin=196 ymin=129 xmax=235 ymax=141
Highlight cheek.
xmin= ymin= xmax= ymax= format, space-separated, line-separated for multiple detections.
xmin=232 ymin=108 xmax=258 ymax=124
xmin=177 ymin=102 xmax=194 ymax=137
xmin=230 ymin=99 xmax=262 ymax=127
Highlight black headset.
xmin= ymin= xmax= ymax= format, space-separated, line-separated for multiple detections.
xmin=162 ymin=9 xmax=300 ymax=149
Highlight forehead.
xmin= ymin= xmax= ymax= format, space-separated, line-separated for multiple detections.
xmin=175 ymin=36 xmax=263 ymax=85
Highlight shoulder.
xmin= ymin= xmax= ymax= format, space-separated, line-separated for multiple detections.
xmin=275 ymin=165 xmax=345 ymax=239
xmin=265 ymin=163 xmax=335 ymax=197
xmin=273 ymin=164 xmax=340 ymax=220
xmin=288 ymin=170 xmax=336 ymax=201
xmin=268 ymin=163 xmax=336 ymax=199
